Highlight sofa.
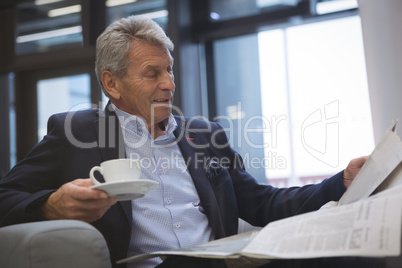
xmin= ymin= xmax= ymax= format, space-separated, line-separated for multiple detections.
xmin=0 ymin=220 xmax=112 ymax=268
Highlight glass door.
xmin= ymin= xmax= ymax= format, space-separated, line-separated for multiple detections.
xmin=37 ymin=73 xmax=91 ymax=140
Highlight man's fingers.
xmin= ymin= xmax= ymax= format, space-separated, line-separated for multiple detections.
xmin=40 ymin=179 xmax=117 ymax=223
xmin=69 ymin=182 xmax=117 ymax=206
xmin=343 ymin=155 xmax=369 ymax=188
xmin=71 ymin=178 xmax=95 ymax=187
xmin=352 ymin=156 xmax=369 ymax=168
xmin=68 ymin=179 xmax=109 ymax=200
xmin=69 ymin=179 xmax=117 ymax=205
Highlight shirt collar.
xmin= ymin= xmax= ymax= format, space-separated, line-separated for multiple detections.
xmin=110 ymin=103 xmax=177 ymax=139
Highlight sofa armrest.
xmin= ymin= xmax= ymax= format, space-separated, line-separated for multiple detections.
xmin=0 ymin=220 xmax=112 ymax=268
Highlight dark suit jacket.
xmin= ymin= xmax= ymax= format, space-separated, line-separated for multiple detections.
xmin=0 ymin=104 xmax=346 ymax=267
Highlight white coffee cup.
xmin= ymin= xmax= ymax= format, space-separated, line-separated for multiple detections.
xmin=89 ymin=159 xmax=141 ymax=185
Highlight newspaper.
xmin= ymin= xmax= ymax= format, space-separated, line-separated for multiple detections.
xmin=338 ymin=121 xmax=402 ymax=205
xmin=243 ymin=187 xmax=402 ymax=259
xmin=119 ymin=186 xmax=402 ymax=264
xmin=118 ymin=122 xmax=402 ymax=265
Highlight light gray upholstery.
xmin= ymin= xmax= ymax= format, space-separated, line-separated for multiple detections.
xmin=0 ymin=220 xmax=112 ymax=268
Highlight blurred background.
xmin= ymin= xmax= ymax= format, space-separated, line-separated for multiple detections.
xmin=0 ymin=0 xmax=401 ymax=187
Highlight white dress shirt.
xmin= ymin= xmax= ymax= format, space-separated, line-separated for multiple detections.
xmin=112 ymin=105 xmax=214 ymax=267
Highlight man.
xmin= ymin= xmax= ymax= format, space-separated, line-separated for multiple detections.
xmin=0 ymin=16 xmax=366 ymax=267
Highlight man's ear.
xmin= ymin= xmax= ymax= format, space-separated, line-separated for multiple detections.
xmin=101 ymin=70 xmax=121 ymax=100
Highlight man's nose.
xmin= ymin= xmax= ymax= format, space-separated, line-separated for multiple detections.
xmin=160 ymin=72 xmax=175 ymax=92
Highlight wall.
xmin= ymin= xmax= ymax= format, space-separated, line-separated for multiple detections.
xmin=358 ymin=0 xmax=402 ymax=142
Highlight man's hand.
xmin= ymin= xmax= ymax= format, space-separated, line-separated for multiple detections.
xmin=343 ymin=156 xmax=369 ymax=188
xmin=39 ymin=179 xmax=117 ymax=223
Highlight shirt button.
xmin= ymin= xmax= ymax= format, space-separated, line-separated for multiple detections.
xmin=166 ymin=198 xmax=171 ymax=204
xmin=175 ymin=223 xmax=181 ymax=228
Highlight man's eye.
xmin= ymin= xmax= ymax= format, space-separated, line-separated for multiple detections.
xmin=147 ymin=73 xmax=157 ymax=78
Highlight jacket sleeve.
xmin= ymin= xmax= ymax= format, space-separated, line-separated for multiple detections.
xmin=0 ymin=113 xmax=71 ymax=226
xmin=208 ymin=122 xmax=346 ymax=227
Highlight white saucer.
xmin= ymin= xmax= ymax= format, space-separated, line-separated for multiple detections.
xmin=91 ymin=179 xmax=159 ymax=201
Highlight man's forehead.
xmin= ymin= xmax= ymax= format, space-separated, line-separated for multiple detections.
xmin=130 ymin=40 xmax=173 ymax=63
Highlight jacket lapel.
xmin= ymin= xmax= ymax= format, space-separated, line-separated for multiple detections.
xmin=94 ymin=102 xmax=132 ymax=224
xmin=174 ymin=117 xmax=227 ymax=238
xmin=94 ymin=102 xmax=126 ymax=161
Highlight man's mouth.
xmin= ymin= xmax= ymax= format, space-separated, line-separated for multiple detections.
xmin=153 ymin=98 xmax=170 ymax=103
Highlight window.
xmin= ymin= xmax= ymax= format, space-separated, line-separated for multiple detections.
xmin=16 ymin=0 xmax=83 ymax=55
xmin=213 ymin=15 xmax=374 ymax=186
xmin=8 ymin=74 xmax=16 ymax=168
xmin=315 ymin=0 xmax=358 ymax=15
xmin=107 ymin=0 xmax=167 ymax=29
xmin=0 ymin=73 xmax=16 ymax=176
xmin=213 ymin=34 xmax=267 ymax=182
xmin=208 ymin=0 xmax=299 ymax=21
xmin=37 ymin=74 xmax=91 ymax=140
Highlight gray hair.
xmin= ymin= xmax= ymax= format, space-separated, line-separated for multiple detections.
xmin=95 ymin=16 xmax=174 ymax=97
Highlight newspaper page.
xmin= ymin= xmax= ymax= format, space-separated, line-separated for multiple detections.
xmin=119 ymin=185 xmax=402 ymax=264
xmin=338 ymin=122 xmax=402 ymax=205
xmin=374 ymin=162 xmax=402 ymax=194
xmin=118 ymin=230 xmax=261 ymax=264
xmin=242 ymin=185 xmax=402 ymax=259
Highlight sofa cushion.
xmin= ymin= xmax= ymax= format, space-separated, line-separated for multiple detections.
xmin=0 ymin=220 xmax=111 ymax=268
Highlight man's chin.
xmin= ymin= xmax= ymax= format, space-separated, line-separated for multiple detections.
xmin=152 ymin=111 xmax=172 ymax=123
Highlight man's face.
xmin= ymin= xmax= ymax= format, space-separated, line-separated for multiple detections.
xmin=113 ymin=40 xmax=175 ymax=126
